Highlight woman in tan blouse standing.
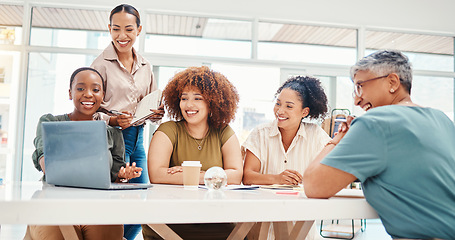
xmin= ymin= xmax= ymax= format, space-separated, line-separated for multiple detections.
xmin=143 ymin=66 xmax=243 ymax=239
xmin=90 ymin=4 xmax=163 ymax=240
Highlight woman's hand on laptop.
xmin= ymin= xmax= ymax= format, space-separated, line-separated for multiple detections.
xmin=117 ymin=162 xmax=142 ymax=182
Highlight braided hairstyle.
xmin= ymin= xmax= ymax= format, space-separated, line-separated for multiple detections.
xmin=276 ymin=76 xmax=328 ymax=120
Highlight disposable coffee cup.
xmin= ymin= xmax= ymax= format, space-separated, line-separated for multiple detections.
xmin=182 ymin=161 xmax=202 ymax=190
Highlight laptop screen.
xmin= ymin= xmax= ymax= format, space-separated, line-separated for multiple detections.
xmin=42 ymin=121 xmax=112 ymax=189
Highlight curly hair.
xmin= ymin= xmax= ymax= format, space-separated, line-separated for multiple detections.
xmin=163 ymin=66 xmax=239 ymax=129
xmin=276 ymin=76 xmax=328 ymax=120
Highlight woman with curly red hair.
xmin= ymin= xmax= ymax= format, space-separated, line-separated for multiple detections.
xmin=144 ymin=66 xmax=242 ymax=239
xmin=147 ymin=65 xmax=242 ymax=184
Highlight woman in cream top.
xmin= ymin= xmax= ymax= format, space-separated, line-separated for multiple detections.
xmin=242 ymin=76 xmax=331 ymax=240
xmin=242 ymin=76 xmax=331 ymax=185
xmin=243 ymin=119 xmax=330 ymax=180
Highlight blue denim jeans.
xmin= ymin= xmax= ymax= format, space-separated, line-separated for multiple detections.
xmin=122 ymin=125 xmax=148 ymax=240
xmin=122 ymin=125 xmax=149 ymax=184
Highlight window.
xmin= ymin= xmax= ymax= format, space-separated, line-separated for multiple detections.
xmin=30 ymin=7 xmax=112 ymax=49
xmin=211 ymin=64 xmax=280 ymax=143
xmin=145 ymin=15 xmax=252 ymax=59
xmin=0 ymin=48 xmax=21 ymax=182
xmin=0 ymin=4 xmax=23 ymax=45
xmin=258 ymin=22 xmax=357 ymax=65
xmin=366 ymin=30 xmax=454 ymax=71
xmin=412 ymin=76 xmax=454 ymax=120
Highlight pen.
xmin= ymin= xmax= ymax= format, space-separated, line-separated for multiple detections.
xmin=108 ymin=110 xmax=128 ymax=116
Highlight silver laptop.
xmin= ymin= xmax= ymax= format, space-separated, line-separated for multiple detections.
xmin=42 ymin=120 xmax=152 ymax=190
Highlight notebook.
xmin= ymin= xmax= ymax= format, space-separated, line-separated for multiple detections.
xmin=131 ymin=89 xmax=162 ymax=125
xmin=42 ymin=120 xmax=152 ymax=190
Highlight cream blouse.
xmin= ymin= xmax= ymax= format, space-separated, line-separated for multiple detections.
xmin=91 ymin=42 xmax=157 ymax=122
xmin=242 ymin=120 xmax=331 ymax=175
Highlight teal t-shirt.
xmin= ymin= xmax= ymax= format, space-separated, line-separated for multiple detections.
xmin=321 ymin=105 xmax=455 ymax=239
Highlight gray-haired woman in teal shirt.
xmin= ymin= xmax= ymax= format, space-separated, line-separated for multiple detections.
xmin=304 ymin=50 xmax=455 ymax=239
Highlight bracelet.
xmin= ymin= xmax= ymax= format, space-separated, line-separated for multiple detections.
xmin=326 ymin=141 xmax=337 ymax=147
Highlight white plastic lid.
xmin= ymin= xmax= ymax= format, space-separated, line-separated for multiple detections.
xmin=181 ymin=161 xmax=202 ymax=167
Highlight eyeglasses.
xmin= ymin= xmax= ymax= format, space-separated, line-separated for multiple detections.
xmin=352 ymin=75 xmax=389 ymax=98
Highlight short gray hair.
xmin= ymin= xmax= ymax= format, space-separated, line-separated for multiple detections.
xmin=350 ymin=50 xmax=412 ymax=93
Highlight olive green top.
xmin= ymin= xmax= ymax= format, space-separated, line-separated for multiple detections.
xmin=157 ymin=121 xmax=235 ymax=171
xmin=32 ymin=113 xmax=125 ymax=182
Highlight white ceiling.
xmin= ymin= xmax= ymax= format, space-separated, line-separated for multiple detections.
xmin=23 ymin=0 xmax=453 ymax=34
xmin=1 ymin=1 xmax=454 ymax=55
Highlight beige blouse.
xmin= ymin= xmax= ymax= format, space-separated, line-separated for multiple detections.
xmin=242 ymin=120 xmax=331 ymax=175
xmin=91 ymin=42 xmax=157 ymax=122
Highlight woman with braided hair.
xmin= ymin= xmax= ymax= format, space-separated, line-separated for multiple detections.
xmin=242 ymin=75 xmax=331 ymax=186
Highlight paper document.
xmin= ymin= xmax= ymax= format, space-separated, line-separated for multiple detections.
xmin=259 ymin=184 xmax=303 ymax=191
xmin=334 ymin=189 xmax=364 ymax=198
xmin=131 ymin=89 xmax=162 ymax=125
xmin=198 ymin=185 xmax=259 ymax=190
xmin=225 ymin=185 xmax=259 ymax=190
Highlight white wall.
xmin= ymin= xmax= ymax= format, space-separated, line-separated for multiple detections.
xmin=11 ymin=0 xmax=455 ymax=34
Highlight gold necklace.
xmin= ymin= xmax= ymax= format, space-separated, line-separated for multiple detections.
xmin=185 ymin=122 xmax=209 ymax=151
xmin=193 ymin=137 xmax=204 ymax=151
